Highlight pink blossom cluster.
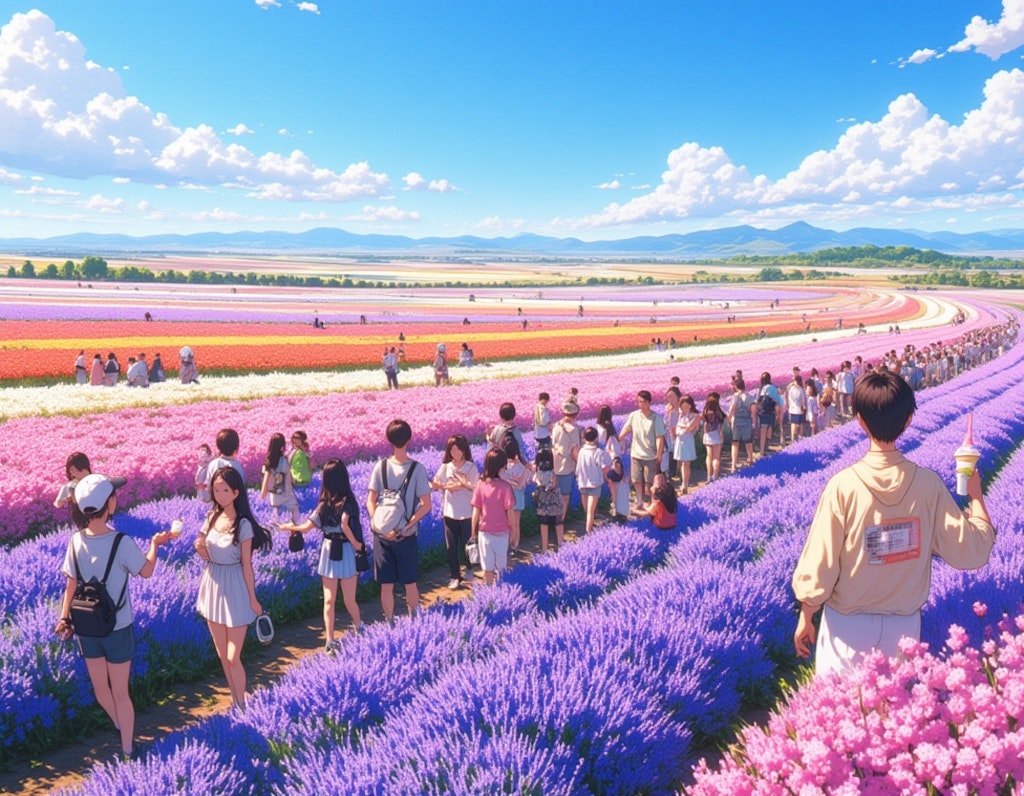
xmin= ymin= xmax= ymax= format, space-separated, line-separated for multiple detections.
xmin=688 ymin=609 xmax=1024 ymax=794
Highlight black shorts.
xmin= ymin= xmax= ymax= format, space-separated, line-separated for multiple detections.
xmin=373 ymin=535 xmax=418 ymax=585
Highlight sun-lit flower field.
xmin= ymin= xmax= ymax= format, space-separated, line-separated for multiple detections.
xmin=0 ymin=279 xmax=1020 ymax=794
xmin=1 ymin=282 xmax=928 ymax=379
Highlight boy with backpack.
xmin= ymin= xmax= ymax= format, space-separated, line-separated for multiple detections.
xmin=488 ymin=402 xmax=526 ymax=453
xmin=367 ymin=419 xmax=432 ymax=621
xmin=792 ymin=370 xmax=995 ymax=676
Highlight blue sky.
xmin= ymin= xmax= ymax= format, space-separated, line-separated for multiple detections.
xmin=2 ymin=0 xmax=1024 ymax=239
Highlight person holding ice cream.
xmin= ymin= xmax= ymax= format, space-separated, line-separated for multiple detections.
xmin=792 ymin=370 xmax=995 ymax=676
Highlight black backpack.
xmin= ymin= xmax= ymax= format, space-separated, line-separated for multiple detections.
xmin=70 ymin=533 xmax=128 ymax=638
xmin=757 ymin=388 xmax=777 ymax=416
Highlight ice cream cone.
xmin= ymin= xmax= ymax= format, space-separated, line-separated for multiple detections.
xmin=953 ymin=412 xmax=980 ymax=496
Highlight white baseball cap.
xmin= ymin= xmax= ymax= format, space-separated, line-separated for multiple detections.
xmin=73 ymin=474 xmax=127 ymax=515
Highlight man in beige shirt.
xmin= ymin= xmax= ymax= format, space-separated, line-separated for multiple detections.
xmin=792 ymin=370 xmax=995 ymax=676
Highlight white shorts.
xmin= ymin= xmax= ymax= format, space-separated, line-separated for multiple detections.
xmin=478 ymin=531 xmax=509 ymax=573
xmin=815 ymin=605 xmax=920 ymax=677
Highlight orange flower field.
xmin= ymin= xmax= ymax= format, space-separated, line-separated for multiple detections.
xmin=0 ymin=293 xmax=924 ymax=380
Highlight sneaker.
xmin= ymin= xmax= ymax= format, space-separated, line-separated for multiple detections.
xmin=324 ymin=639 xmax=340 ymax=653
xmin=447 ymin=578 xmax=460 ymax=590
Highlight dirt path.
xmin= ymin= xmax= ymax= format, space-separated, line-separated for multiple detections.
xmin=2 ymin=522 xmax=589 ymax=795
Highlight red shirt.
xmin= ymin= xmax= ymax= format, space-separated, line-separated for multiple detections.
xmin=650 ymin=501 xmax=676 ymax=530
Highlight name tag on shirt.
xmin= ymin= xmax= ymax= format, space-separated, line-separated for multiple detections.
xmin=864 ymin=517 xmax=921 ymax=565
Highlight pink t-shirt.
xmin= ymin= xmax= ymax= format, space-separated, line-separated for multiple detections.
xmin=470 ymin=478 xmax=514 ymax=534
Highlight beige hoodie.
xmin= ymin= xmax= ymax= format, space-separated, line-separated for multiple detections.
xmin=792 ymin=450 xmax=995 ymax=615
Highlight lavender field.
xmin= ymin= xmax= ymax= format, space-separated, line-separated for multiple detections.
xmin=0 ymin=308 xmax=1014 ymax=793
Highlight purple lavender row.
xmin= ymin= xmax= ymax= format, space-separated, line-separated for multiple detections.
xmin=1 ymin=439 xmax=653 ymax=761
xmin=61 ymin=349 xmax=1024 ymax=794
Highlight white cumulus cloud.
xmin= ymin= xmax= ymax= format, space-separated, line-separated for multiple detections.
xmin=905 ymin=48 xmax=938 ymax=65
xmin=85 ymin=194 xmax=125 ymax=212
xmin=402 ymin=171 xmax=458 ymax=192
xmin=298 ymin=3 xmax=320 ymax=14
xmin=0 ymin=11 xmax=393 ymax=204
xmin=573 ymin=68 xmax=1024 ymax=228
xmin=255 ymin=0 xmax=280 ymax=8
xmin=225 ymin=123 xmax=255 ymax=136
xmin=950 ymin=0 xmax=1024 ymax=59
xmin=595 ymin=180 xmax=622 ymax=190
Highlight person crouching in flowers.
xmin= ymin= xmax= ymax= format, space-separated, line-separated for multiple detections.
xmin=470 ymin=447 xmax=515 ymax=586
xmin=646 ymin=472 xmax=677 ymax=530
xmin=194 ymin=466 xmax=272 ymax=710
xmin=277 ymin=459 xmax=365 ymax=651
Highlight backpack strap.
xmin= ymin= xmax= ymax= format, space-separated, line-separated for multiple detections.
xmin=379 ymin=458 xmax=391 ymax=492
xmin=398 ymin=462 xmax=419 ymax=521
xmin=103 ymin=534 xmax=129 ymax=613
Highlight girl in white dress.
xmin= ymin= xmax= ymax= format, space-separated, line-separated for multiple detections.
xmin=674 ymin=395 xmax=700 ymax=494
xmin=195 ymin=466 xmax=271 ymax=710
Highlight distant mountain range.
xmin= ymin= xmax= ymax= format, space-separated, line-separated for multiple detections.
xmin=4 ymin=221 xmax=1024 ymax=259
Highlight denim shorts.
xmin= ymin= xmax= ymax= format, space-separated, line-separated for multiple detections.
xmin=579 ymin=486 xmax=601 ymax=499
xmin=77 ymin=624 xmax=136 ymax=664
xmin=556 ymin=474 xmax=574 ymax=495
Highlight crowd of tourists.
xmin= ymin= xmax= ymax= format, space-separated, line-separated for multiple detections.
xmin=51 ymin=316 xmax=1016 ymax=758
xmin=72 ymin=347 xmax=200 ymax=386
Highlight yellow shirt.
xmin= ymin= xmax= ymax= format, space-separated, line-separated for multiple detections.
xmin=792 ymin=450 xmax=995 ymax=615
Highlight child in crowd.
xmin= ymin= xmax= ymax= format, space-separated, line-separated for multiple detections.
xmin=701 ymin=392 xmax=726 ymax=482
xmin=533 ymin=392 xmax=553 ymax=451
xmin=647 ymin=472 xmax=678 ymax=529
xmin=673 ymin=395 xmax=699 ymax=494
xmin=431 ymin=434 xmax=480 ymax=589
xmin=194 ymin=444 xmax=212 ymax=500
xmin=818 ymin=387 xmax=837 ymax=432
xmin=575 ymin=426 xmax=610 ymax=533
xmin=470 ymin=448 xmax=515 ymax=586
xmin=201 ymin=429 xmax=245 ymax=502
xmin=289 ymin=430 xmax=312 ymax=491
xmin=804 ymin=380 xmax=820 ymax=437
xmin=55 ymin=451 xmax=91 ymax=510
xmin=260 ymin=433 xmax=300 ymax=525
xmin=532 ymin=448 xmax=564 ymax=553
xmin=500 ymin=436 xmax=530 ymax=555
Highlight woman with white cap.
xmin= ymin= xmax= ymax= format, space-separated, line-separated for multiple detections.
xmin=55 ymin=473 xmax=173 ymax=759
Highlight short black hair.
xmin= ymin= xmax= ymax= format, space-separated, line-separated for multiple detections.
xmin=499 ymin=402 xmax=516 ymax=422
xmin=852 ymin=370 xmax=916 ymax=443
xmin=386 ymin=419 xmax=413 ymax=449
xmin=216 ymin=428 xmax=240 ymax=456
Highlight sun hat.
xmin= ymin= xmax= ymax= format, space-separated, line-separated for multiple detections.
xmin=437 ymin=343 xmax=446 ymax=353
xmin=562 ymin=400 xmax=579 ymax=415
xmin=73 ymin=474 xmax=127 ymax=515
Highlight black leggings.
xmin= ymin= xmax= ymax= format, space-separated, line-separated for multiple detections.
xmin=443 ymin=516 xmax=473 ymax=579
